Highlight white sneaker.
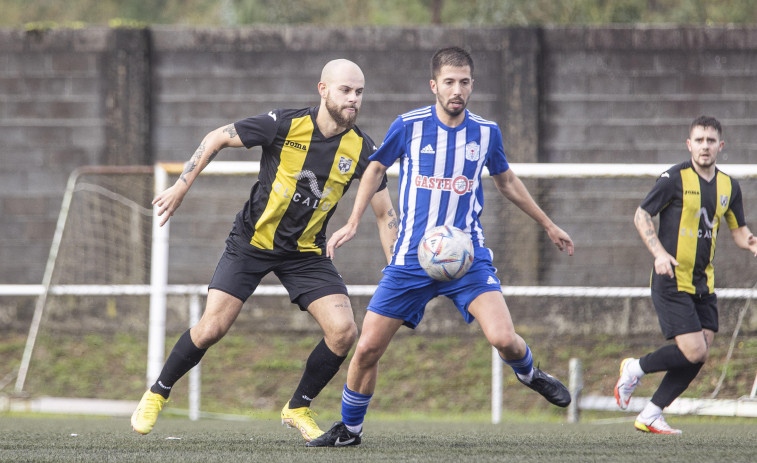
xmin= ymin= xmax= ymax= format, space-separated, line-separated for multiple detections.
xmin=634 ymin=414 xmax=681 ymax=434
xmin=614 ymin=357 xmax=640 ymax=410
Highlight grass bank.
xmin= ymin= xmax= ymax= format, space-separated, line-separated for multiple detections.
xmin=1 ymin=330 xmax=756 ymax=420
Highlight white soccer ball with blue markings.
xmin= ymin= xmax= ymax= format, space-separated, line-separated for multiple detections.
xmin=418 ymin=225 xmax=474 ymax=281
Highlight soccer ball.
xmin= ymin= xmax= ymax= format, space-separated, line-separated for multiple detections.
xmin=417 ymin=225 xmax=474 ymax=281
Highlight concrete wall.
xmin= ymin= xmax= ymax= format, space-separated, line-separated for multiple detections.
xmin=1 ymin=26 xmax=756 ymax=332
xmin=541 ymin=26 xmax=757 ymax=164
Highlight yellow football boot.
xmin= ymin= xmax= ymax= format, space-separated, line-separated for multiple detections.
xmin=131 ymin=390 xmax=168 ymax=435
xmin=281 ymin=401 xmax=324 ymax=441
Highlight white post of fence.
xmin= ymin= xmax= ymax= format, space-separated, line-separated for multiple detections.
xmin=147 ymin=165 xmax=169 ymax=387
xmin=188 ymin=293 xmax=201 ymax=421
xmin=491 ymin=346 xmax=502 ymax=424
xmin=567 ymin=358 xmax=583 ymax=423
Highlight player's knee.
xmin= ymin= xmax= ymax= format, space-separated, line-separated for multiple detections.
xmin=682 ymin=344 xmax=708 ymax=364
xmin=324 ymin=320 xmax=357 ymax=355
xmin=353 ymin=339 xmax=383 ymax=369
xmin=192 ymin=322 xmax=228 ymax=348
xmin=487 ymin=331 xmax=519 ymax=354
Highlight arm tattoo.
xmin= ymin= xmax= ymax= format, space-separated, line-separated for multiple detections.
xmin=636 ymin=209 xmax=660 ymax=250
xmin=203 ymin=149 xmax=219 ymax=168
xmin=180 ymin=142 xmax=205 ymax=184
xmin=386 ymin=209 xmax=398 ymax=229
xmin=223 ymin=124 xmax=237 ymax=139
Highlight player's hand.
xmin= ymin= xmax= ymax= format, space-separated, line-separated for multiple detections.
xmin=326 ymin=222 xmax=358 ymax=259
xmin=654 ymin=254 xmax=678 ymax=278
xmin=746 ymin=233 xmax=757 ymax=257
xmin=152 ymin=182 xmax=189 ymax=227
xmin=547 ymin=225 xmax=574 ymax=256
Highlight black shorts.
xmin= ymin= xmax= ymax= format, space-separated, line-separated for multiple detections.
xmin=208 ymin=232 xmax=348 ymax=310
xmin=650 ymin=289 xmax=718 ymax=340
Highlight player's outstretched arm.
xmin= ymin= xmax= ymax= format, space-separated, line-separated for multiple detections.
xmin=327 ymin=161 xmax=388 ymax=258
xmin=153 ymin=124 xmax=244 ymax=226
xmin=370 ymin=188 xmax=398 ymax=263
xmin=731 ymin=225 xmax=757 ymax=257
xmin=492 ymin=169 xmax=574 ymax=256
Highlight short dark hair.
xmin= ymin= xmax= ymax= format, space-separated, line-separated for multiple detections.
xmin=430 ymin=46 xmax=474 ymax=80
xmin=690 ymin=115 xmax=722 ymax=138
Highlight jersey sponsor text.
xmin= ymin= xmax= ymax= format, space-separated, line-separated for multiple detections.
xmin=414 ymin=174 xmax=474 ymax=195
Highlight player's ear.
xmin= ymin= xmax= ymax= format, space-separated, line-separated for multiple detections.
xmin=429 ymin=79 xmax=437 ymax=95
xmin=318 ymin=82 xmax=328 ymax=99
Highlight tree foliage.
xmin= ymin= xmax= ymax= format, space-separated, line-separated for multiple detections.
xmin=1 ymin=0 xmax=756 ymax=27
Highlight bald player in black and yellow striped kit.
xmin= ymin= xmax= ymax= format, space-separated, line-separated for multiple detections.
xmin=614 ymin=116 xmax=757 ymax=434
xmin=131 ymin=59 xmax=398 ymax=441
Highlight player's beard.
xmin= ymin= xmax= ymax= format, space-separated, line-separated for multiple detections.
xmin=693 ymin=151 xmax=716 ymax=168
xmin=438 ymin=94 xmax=467 ymax=118
xmin=325 ymin=96 xmax=358 ymax=129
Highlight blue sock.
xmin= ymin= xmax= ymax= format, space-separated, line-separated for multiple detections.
xmin=504 ymin=345 xmax=533 ymax=376
xmin=341 ymin=385 xmax=372 ymax=427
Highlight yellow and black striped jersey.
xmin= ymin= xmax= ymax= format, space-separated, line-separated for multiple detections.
xmin=640 ymin=160 xmax=746 ymax=294
xmin=232 ymin=106 xmax=386 ymax=255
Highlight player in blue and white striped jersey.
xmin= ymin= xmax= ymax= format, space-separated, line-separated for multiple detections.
xmin=375 ymin=103 xmax=508 ymax=266
xmin=308 ymin=47 xmax=575 ymax=447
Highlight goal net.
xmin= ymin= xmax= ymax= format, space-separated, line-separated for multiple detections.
xmin=6 ymin=162 xmax=757 ymax=421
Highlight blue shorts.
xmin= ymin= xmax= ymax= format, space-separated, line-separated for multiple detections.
xmin=367 ymin=247 xmax=502 ymax=328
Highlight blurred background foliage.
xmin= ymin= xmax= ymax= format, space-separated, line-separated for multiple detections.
xmin=1 ymin=0 xmax=756 ymax=28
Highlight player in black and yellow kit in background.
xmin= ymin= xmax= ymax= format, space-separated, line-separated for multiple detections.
xmin=615 ymin=116 xmax=757 ymax=434
xmin=131 ymin=59 xmax=398 ymax=441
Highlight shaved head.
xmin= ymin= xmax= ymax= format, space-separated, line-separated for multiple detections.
xmin=320 ymin=59 xmax=364 ymax=84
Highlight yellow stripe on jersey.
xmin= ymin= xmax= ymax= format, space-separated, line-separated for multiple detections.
xmin=707 ymin=172 xmax=732 ymax=292
xmin=251 ymin=115 xmax=314 ymax=250
xmin=296 ymin=130 xmax=363 ymax=253
xmin=675 ymin=168 xmax=701 ymax=293
xmin=720 ymin=173 xmax=739 ymax=229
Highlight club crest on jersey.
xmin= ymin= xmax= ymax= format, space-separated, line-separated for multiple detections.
xmin=720 ymin=195 xmax=729 ymax=207
xmin=338 ymin=156 xmax=353 ymax=174
xmin=465 ymin=141 xmax=480 ymax=161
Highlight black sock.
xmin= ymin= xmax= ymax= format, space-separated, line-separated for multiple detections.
xmin=638 ymin=344 xmax=690 ymax=374
xmin=651 ymin=361 xmax=704 ymax=408
xmin=150 ymin=329 xmax=207 ymax=399
xmin=288 ymin=338 xmax=346 ymax=409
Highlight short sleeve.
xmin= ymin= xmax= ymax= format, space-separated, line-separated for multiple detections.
xmin=233 ymin=110 xmax=279 ymax=149
xmin=484 ymin=127 xmax=509 ymax=176
xmin=640 ymin=171 xmax=677 ymax=216
xmin=370 ymin=117 xmax=405 ymax=167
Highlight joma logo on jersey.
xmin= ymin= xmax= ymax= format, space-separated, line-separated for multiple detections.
xmin=414 ymin=175 xmax=474 ymax=195
xmin=284 ymin=140 xmax=308 ymax=151
xmin=684 ymin=189 xmax=700 ymax=195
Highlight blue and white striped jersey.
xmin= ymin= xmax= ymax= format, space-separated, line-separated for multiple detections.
xmin=371 ymin=105 xmax=510 ymax=266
